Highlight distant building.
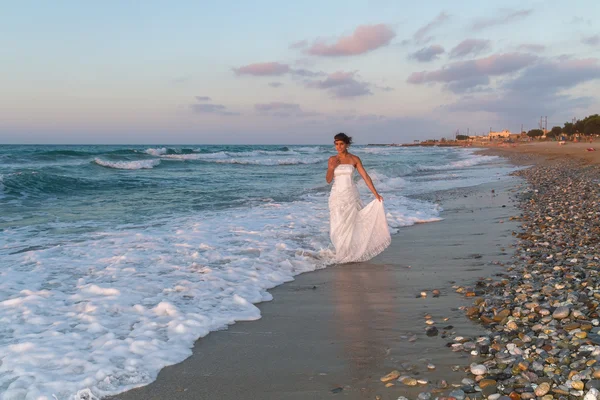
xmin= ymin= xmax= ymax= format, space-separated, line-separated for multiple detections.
xmin=488 ymin=130 xmax=512 ymax=139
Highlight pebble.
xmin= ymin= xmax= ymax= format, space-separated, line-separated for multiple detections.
xmin=380 ymin=370 xmax=400 ymax=382
xmin=552 ymin=306 xmax=570 ymax=320
xmin=534 ymin=382 xmax=550 ymax=396
xmin=584 ymin=388 xmax=600 ymax=400
xmin=448 ymin=389 xmax=465 ymax=400
xmin=399 ymin=376 xmax=418 ymax=386
xmin=426 ymin=326 xmax=439 ymax=336
xmin=470 ymin=364 xmax=487 ymax=376
xmin=440 ymin=158 xmax=600 ymax=400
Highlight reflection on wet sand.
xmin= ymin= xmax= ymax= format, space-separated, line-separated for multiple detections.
xmin=332 ymin=263 xmax=400 ymax=392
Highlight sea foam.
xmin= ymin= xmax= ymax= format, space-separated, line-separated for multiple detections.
xmin=94 ymin=158 xmax=161 ymax=170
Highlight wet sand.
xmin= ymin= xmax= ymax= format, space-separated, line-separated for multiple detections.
xmin=109 ymin=174 xmax=523 ymax=400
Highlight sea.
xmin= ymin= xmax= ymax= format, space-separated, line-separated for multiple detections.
xmin=0 ymin=144 xmax=516 ymax=399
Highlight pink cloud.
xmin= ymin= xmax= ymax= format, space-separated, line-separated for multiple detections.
xmin=233 ymin=62 xmax=290 ymax=76
xmin=306 ymin=24 xmax=395 ymax=57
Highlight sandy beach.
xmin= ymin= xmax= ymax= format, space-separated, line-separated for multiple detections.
xmin=480 ymin=141 xmax=600 ymax=165
xmin=110 ymin=174 xmax=523 ymax=399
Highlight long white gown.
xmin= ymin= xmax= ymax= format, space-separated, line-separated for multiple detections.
xmin=329 ymin=164 xmax=391 ymax=263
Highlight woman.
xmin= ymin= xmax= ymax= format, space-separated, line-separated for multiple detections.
xmin=326 ymin=133 xmax=391 ymax=263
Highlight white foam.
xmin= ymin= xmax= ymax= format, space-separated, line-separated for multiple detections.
xmin=419 ymin=154 xmax=499 ymax=171
xmin=143 ymin=148 xmax=167 ymax=156
xmin=94 ymin=158 xmax=161 ymax=170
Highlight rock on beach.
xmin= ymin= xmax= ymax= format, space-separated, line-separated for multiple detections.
xmin=448 ymin=156 xmax=600 ymax=400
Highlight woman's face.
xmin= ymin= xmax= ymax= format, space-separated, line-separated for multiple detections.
xmin=334 ymin=140 xmax=348 ymax=154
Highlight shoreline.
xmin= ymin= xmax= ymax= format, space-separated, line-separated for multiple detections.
xmin=110 ymin=167 xmax=523 ymax=399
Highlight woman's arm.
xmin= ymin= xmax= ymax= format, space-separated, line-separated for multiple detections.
xmin=326 ymin=156 xmax=339 ymax=184
xmin=355 ymin=156 xmax=383 ymax=201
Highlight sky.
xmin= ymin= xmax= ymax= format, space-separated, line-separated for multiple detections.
xmin=1 ymin=0 xmax=599 ymax=144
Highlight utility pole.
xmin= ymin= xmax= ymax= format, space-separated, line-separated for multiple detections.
xmin=545 ymin=116 xmax=547 ymax=132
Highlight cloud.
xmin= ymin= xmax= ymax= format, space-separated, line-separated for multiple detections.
xmin=449 ymin=39 xmax=491 ymax=58
xmin=446 ymin=57 xmax=600 ymax=122
xmin=190 ymin=98 xmax=239 ymax=116
xmin=472 ymin=9 xmax=533 ymax=31
xmin=446 ymin=75 xmax=491 ymax=94
xmin=582 ymin=35 xmax=600 ymax=47
xmin=269 ymin=82 xmax=283 ymax=88
xmin=233 ymin=62 xmax=323 ymax=80
xmin=289 ymin=40 xmax=308 ymax=49
xmin=290 ymin=68 xmax=324 ymax=77
xmin=254 ymin=102 xmax=319 ymax=118
xmin=504 ymin=58 xmax=600 ymax=94
xmin=306 ymin=24 xmax=395 ymax=57
xmin=407 ymin=52 xmax=538 ymax=93
xmin=517 ymin=43 xmax=546 ymax=53
xmin=410 ymin=45 xmax=445 ymax=62
xmin=306 ymin=71 xmax=373 ymax=97
xmin=413 ymin=12 xmax=450 ymax=44
xmin=233 ymin=62 xmax=290 ymax=76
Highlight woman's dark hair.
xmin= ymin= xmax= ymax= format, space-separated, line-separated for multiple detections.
xmin=334 ymin=132 xmax=353 ymax=145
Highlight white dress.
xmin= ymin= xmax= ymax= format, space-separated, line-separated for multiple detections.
xmin=329 ymin=164 xmax=391 ymax=263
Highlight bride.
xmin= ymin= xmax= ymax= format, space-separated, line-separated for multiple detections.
xmin=326 ymin=133 xmax=391 ymax=263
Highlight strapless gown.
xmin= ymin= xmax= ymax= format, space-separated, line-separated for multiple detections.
xmin=329 ymin=164 xmax=391 ymax=263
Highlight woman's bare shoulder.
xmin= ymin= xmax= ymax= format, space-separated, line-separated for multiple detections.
xmin=349 ymin=153 xmax=362 ymax=163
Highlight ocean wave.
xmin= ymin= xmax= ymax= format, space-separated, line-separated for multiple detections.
xmin=354 ymin=146 xmax=403 ymax=155
xmin=418 ymin=155 xmax=499 ymax=171
xmin=367 ymin=171 xmax=406 ymax=191
xmin=94 ymin=158 xmax=161 ymax=170
xmin=294 ymin=146 xmax=323 ymax=153
xmin=144 ymin=147 xmax=168 ymax=156
xmin=0 ymin=171 xmax=96 ymax=196
xmin=161 ymin=153 xmax=326 ymax=165
xmin=37 ymin=150 xmax=95 ymax=157
xmin=211 ymin=157 xmax=326 ymax=165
